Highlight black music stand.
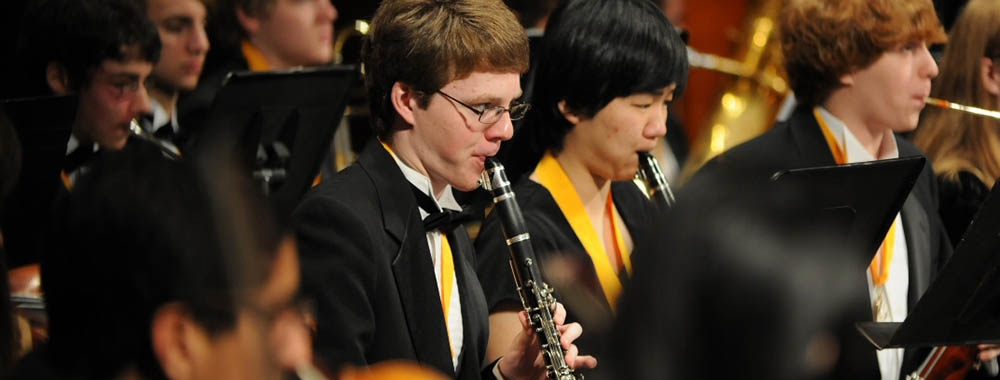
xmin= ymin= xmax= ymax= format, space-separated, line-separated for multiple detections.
xmin=857 ymin=177 xmax=1000 ymax=349
xmin=1 ymin=95 xmax=76 ymax=268
xmin=770 ymin=156 xmax=926 ymax=265
xmin=192 ymin=65 xmax=357 ymax=220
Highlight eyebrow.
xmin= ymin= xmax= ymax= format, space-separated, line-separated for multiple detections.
xmin=163 ymin=15 xmax=198 ymax=25
xmin=467 ymin=92 xmax=525 ymax=105
xmin=105 ymin=73 xmax=143 ymax=82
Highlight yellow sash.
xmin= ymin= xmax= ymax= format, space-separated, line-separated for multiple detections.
xmin=440 ymin=235 xmax=455 ymax=358
xmin=814 ymin=108 xmax=896 ymax=285
xmin=60 ymin=170 xmax=72 ymax=191
xmin=534 ymin=152 xmax=630 ymax=312
xmin=242 ymin=41 xmax=271 ymax=71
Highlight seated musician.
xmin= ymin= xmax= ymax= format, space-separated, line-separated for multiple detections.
xmin=177 ymin=0 xmax=338 ymax=138
xmin=292 ymin=0 xmax=594 ymax=378
xmin=914 ymin=0 xmax=1000 ymax=246
xmin=139 ymin=0 xmax=211 ymax=152
xmin=474 ymin=0 xmax=687 ymax=365
xmin=688 ymin=0 xmax=999 ymax=378
xmin=14 ymin=0 xmax=161 ymax=185
xmin=9 ymin=147 xmax=312 ymax=380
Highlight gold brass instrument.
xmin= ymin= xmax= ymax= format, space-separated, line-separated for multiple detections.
xmin=925 ymin=97 xmax=1000 ymax=120
xmin=679 ymin=0 xmax=789 ymax=183
xmin=331 ymin=20 xmax=371 ymax=171
xmin=333 ymin=20 xmax=370 ymax=65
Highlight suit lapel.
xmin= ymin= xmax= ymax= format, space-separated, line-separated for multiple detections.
xmin=788 ymin=107 xmax=838 ymax=168
xmin=448 ymin=227 xmax=488 ymax=379
xmin=356 ymin=141 xmax=457 ymax=376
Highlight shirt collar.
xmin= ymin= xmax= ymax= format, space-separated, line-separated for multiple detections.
xmin=381 ymin=143 xmax=462 ymax=213
xmin=149 ymin=98 xmax=179 ymax=134
xmin=815 ymin=106 xmax=899 ymax=162
xmin=65 ymin=134 xmax=98 ymax=156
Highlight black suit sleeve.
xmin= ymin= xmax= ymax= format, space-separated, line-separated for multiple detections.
xmin=294 ymin=193 xmax=379 ymax=369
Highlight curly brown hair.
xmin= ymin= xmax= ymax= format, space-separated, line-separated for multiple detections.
xmin=780 ymin=0 xmax=947 ymax=107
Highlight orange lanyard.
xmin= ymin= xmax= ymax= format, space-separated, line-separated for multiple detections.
xmin=814 ymin=108 xmax=896 ymax=285
xmin=535 ymin=152 xmax=630 ymax=312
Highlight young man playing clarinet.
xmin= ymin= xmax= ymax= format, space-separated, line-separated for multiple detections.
xmin=292 ymin=0 xmax=596 ymax=378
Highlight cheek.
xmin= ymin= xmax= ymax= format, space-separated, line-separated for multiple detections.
xmin=600 ymin=113 xmax=638 ymax=145
xmin=88 ymin=93 xmax=118 ymax=116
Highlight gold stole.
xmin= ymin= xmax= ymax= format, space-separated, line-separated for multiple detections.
xmin=814 ymin=108 xmax=898 ymax=321
xmin=534 ymin=152 xmax=630 ymax=312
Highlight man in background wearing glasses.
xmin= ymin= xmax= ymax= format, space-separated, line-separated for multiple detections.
xmin=292 ymin=0 xmax=595 ymax=378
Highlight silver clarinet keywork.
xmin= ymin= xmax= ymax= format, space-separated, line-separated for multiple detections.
xmin=636 ymin=151 xmax=675 ymax=211
xmin=480 ymin=159 xmax=582 ymax=380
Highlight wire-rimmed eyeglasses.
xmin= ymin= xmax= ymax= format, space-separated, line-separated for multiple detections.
xmin=437 ymin=90 xmax=530 ymax=125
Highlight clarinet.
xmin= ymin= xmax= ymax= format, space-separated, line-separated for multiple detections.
xmin=636 ymin=151 xmax=675 ymax=211
xmin=129 ymin=119 xmax=181 ymax=160
xmin=480 ymin=158 xmax=582 ymax=380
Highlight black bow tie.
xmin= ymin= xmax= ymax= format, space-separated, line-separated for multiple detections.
xmin=153 ymin=125 xmax=175 ymax=141
xmin=410 ymin=185 xmax=475 ymax=232
xmin=139 ymin=114 xmax=176 ymax=142
xmin=64 ymin=145 xmax=98 ymax=173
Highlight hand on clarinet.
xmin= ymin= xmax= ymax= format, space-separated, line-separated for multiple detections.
xmin=497 ymin=302 xmax=598 ymax=380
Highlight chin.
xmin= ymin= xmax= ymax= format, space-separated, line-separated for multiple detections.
xmin=180 ymin=78 xmax=200 ymax=91
xmin=102 ymin=137 xmax=129 ymax=151
xmin=452 ymin=178 xmax=481 ymax=192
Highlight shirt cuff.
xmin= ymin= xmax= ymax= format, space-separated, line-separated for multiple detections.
xmin=492 ymin=357 xmax=508 ymax=380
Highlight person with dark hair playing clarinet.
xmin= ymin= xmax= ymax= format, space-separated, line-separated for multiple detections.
xmin=474 ymin=0 xmax=688 ymax=368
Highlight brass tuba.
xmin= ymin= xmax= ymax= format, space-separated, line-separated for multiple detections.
xmin=679 ymin=0 xmax=789 ymax=183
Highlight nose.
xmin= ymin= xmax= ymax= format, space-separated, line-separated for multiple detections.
xmin=188 ymin=23 xmax=210 ymax=55
xmin=485 ymin=112 xmax=514 ymax=142
xmin=919 ymin=43 xmax=939 ymax=79
xmin=272 ymin=310 xmax=314 ymax=372
xmin=132 ymin=84 xmax=153 ymax=116
xmin=319 ymin=0 xmax=337 ymax=22
xmin=645 ymin=104 xmax=668 ymax=140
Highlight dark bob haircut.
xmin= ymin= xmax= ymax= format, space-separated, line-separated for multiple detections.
xmin=526 ymin=0 xmax=689 ymax=155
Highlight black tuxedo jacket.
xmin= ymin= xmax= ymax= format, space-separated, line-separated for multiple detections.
xmin=690 ymin=106 xmax=952 ymax=380
xmin=293 ymin=140 xmax=490 ymax=379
